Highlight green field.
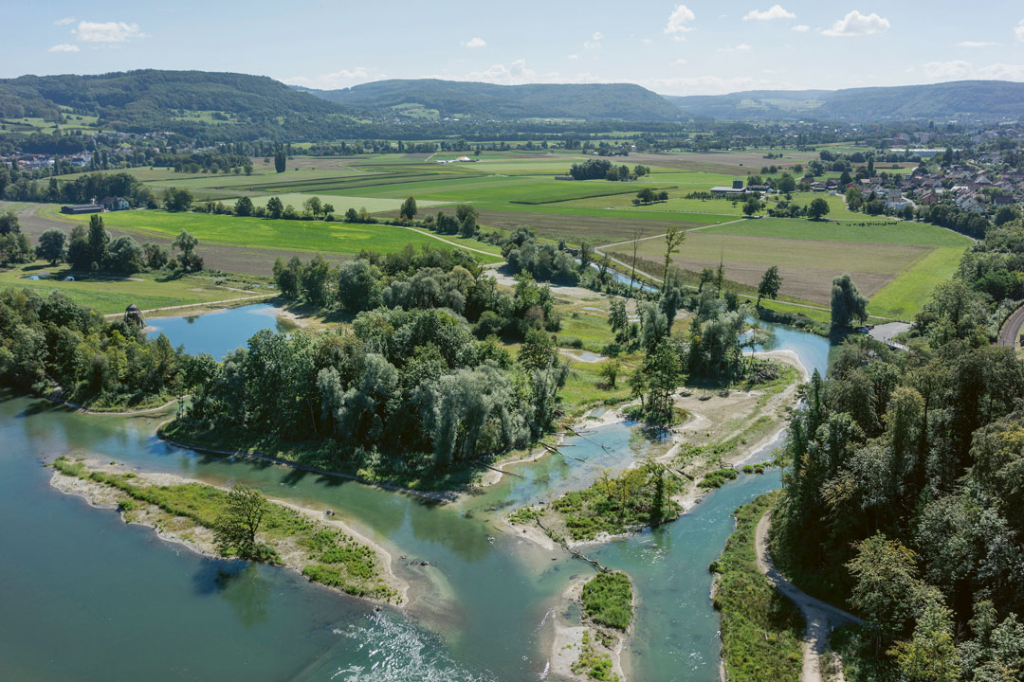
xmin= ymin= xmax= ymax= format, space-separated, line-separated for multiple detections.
xmin=0 ymin=261 xmax=266 ymax=314
xmin=43 ymin=206 xmax=503 ymax=263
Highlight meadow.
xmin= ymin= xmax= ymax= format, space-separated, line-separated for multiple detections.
xmin=42 ymin=206 xmax=504 ymax=263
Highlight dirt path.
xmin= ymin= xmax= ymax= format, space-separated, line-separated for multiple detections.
xmin=755 ymin=513 xmax=862 ymax=682
xmin=396 ymin=225 xmax=502 ymax=258
xmin=101 ymin=294 xmax=276 ymax=320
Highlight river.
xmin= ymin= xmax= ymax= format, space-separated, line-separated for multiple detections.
xmin=1 ymin=308 xmax=830 ymax=681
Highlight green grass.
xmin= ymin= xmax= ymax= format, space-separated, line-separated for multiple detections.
xmin=572 ymin=630 xmax=619 ymax=681
xmin=51 ymin=457 xmax=398 ymax=601
xmin=867 ymin=246 xmax=968 ymax=319
xmin=246 ymin=193 xmax=446 ymax=215
xmin=711 ymin=491 xmax=804 ymax=682
xmin=0 ymin=261 xmax=267 ymax=314
xmin=703 ymin=217 xmax=971 ymax=248
xmin=581 ymin=571 xmax=633 ymax=630
xmin=45 ymin=207 xmax=502 ymax=264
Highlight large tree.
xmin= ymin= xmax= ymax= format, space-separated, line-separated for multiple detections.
xmin=830 ymin=273 xmax=869 ymax=328
xmin=757 ymin=265 xmax=782 ymax=307
xmin=215 ymin=485 xmax=270 ymax=560
xmin=399 ymin=196 xmax=418 ymax=222
xmin=807 ymin=197 xmax=831 ymax=221
xmin=662 ymin=225 xmax=685 ymax=281
xmin=274 ymin=150 xmax=286 ymax=173
xmin=36 ymin=229 xmax=67 ymax=265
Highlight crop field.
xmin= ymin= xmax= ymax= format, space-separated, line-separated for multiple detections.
xmin=614 ymin=217 xmax=970 ymax=318
xmin=246 ymin=193 xmax=446 ymax=215
xmin=42 ymin=206 xmax=503 ymax=263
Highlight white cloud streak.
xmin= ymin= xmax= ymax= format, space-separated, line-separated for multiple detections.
xmin=743 ymin=5 xmax=795 ymax=21
xmin=74 ymin=21 xmax=144 ymax=43
xmin=461 ymin=37 xmax=486 ymax=48
xmin=48 ymin=44 xmax=80 ymax=53
xmin=821 ymin=10 xmax=890 ymax=37
xmin=664 ymin=5 xmax=695 ymax=34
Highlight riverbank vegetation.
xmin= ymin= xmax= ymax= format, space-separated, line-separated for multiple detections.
xmin=770 ymin=218 xmax=1024 ymax=680
xmin=710 ymin=491 xmax=803 ymax=682
xmin=511 ymin=461 xmax=683 ymax=542
xmin=51 ymin=457 xmax=400 ymax=602
xmin=581 ymin=571 xmax=633 ymax=631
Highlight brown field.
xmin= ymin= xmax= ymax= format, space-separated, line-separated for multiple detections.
xmin=622 ymin=232 xmax=930 ymax=305
xmin=473 ymin=209 xmax=701 ymax=244
xmin=628 ymin=151 xmax=810 ymax=175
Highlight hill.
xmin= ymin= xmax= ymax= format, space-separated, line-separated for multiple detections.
xmin=0 ymin=70 xmax=349 ymax=137
xmin=298 ymin=79 xmax=683 ymax=121
xmin=666 ymin=80 xmax=1024 ymax=122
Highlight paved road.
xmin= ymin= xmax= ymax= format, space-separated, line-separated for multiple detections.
xmin=998 ymin=304 xmax=1024 ymax=348
xmin=756 ymin=513 xmax=862 ymax=682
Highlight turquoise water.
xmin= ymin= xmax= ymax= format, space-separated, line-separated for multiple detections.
xmin=1 ymin=312 xmax=831 ymax=681
xmin=146 ymin=304 xmax=288 ymax=359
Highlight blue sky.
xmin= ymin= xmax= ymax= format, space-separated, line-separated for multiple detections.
xmin=3 ymin=1 xmax=1024 ymax=95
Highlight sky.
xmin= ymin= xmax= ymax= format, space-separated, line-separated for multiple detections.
xmin=3 ymin=1 xmax=1024 ymax=96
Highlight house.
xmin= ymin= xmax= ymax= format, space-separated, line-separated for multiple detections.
xmin=810 ymin=182 xmax=827 ymax=192
xmin=991 ymin=194 xmax=1016 ymax=207
xmin=711 ymin=185 xmax=746 ymax=195
xmin=100 ymin=196 xmax=130 ymax=211
xmin=61 ymin=201 xmax=102 ymax=215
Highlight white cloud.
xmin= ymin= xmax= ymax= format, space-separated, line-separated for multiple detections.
xmin=48 ymin=43 xmax=80 ymax=53
xmin=1016 ymin=20 xmax=1024 ymax=42
xmin=743 ymin=5 xmax=795 ymax=21
xmin=467 ymin=59 xmax=540 ymax=85
xmin=282 ymin=67 xmax=381 ymax=89
xmin=53 ymin=17 xmax=75 ymax=26
xmin=673 ymin=58 xmax=688 ymax=66
xmin=567 ymin=54 xmax=579 ymax=60
xmin=922 ymin=60 xmax=1024 ymax=82
xmin=641 ymin=38 xmax=653 ymax=44
xmin=74 ymin=21 xmax=144 ymax=43
xmin=664 ymin=5 xmax=696 ymax=34
xmin=957 ymin=41 xmax=996 ymax=48
xmin=821 ymin=10 xmax=890 ymax=37
xmin=461 ymin=37 xmax=486 ymax=48
xmin=584 ymin=31 xmax=603 ymax=50
xmin=791 ymin=24 xmax=810 ymax=32
xmin=717 ymin=43 xmax=752 ymax=53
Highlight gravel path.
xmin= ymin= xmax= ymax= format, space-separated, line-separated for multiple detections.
xmin=755 ymin=512 xmax=862 ymax=682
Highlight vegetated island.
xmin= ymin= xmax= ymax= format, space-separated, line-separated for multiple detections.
xmin=551 ymin=570 xmax=635 ymax=682
xmin=49 ymin=457 xmax=406 ymax=605
xmin=508 ymin=354 xmax=803 ymax=549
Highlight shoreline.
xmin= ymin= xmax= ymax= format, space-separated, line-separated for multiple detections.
xmin=548 ymin=575 xmax=631 ymax=682
xmin=48 ymin=459 xmax=410 ymax=608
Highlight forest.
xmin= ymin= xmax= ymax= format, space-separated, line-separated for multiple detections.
xmin=772 ymin=221 xmax=1024 ymax=680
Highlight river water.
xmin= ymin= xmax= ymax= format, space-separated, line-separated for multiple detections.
xmin=1 ymin=309 xmax=830 ymax=681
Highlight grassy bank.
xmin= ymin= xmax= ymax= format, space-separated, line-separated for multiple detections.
xmin=51 ymin=457 xmax=400 ymax=602
xmin=710 ymin=491 xmax=803 ymax=682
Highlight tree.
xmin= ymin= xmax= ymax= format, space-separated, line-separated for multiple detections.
xmin=67 ymin=225 xmax=91 ymax=270
xmin=36 ymin=229 xmax=66 ymax=265
xmin=662 ymin=225 xmax=685 ymax=282
xmin=105 ymin=236 xmax=144 ymax=274
xmin=173 ymin=230 xmax=202 ymax=272
xmin=847 ymin=533 xmax=926 ymax=645
xmin=272 ymin=256 xmax=301 ymax=299
xmin=337 ymin=259 xmax=382 ymax=311
xmin=142 ymin=242 xmax=168 ymax=270
xmin=455 ymin=204 xmax=478 ymax=224
xmin=266 ymin=196 xmax=284 ymax=219
xmin=608 ymin=298 xmax=629 ymax=342
xmin=300 ymin=254 xmax=332 ymax=306
xmin=518 ymin=327 xmax=557 ymax=371
xmin=629 ymin=227 xmax=645 ymax=295
xmin=0 ymin=211 xmax=19 ymax=235
xmin=274 ymin=150 xmax=286 ymax=173
xmin=599 ymin=359 xmax=621 ymax=388
xmin=807 ymin=197 xmax=830 ymax=220
xmin=214 ymin=484 xmax=270 ymax=560
xmin=163 ymin=187 xmax=193 ymax=212
xmin=757 ymin=265 xmax=782 ymax=307
xmin=303 ymin=196 xmax=322 ymax=218
xmin=87 ymin=214 xmax=109 ymax=268
xmin=743 ymin=197 xmax=761 ymax=217
xmin=831 ymin=273 xmax=869 ymax=328
xmin=777 ymin=173 xmax=797 ymax=194
xmin=234 ymin=196 xmax=254 ymax=217
xmin=399 ymin=196 xmax=418 ymax=221
xmin=890 ymin=601 xmax=961 ymax=682
xmin=579 ymin=240 xmax=593 ymax=271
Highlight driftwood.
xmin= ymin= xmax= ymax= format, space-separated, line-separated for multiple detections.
xmin=536 ymin=519 xmax=609 ymax=573
xmin=482 ymin=462 xmax=524 ymax=479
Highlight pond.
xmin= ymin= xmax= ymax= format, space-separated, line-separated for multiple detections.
xmin=146 ymin=304 xmax=293 ymax=359
xmin=0 ymin=315 xmax=832 ymax=681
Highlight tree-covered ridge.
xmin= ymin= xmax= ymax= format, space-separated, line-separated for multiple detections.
xmin=772 ymin=220 xmax=1024 ymax=680
xmin=298 ymin=78 xmax=684 ymax=121
xmin=667 ymin=80 xmax=1024 ymax=122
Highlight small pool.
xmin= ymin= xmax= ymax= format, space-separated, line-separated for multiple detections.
xmin=146 ymin=304 xmax=291 ymax=359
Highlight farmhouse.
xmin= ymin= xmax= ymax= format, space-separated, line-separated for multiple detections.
xmin=711 ymin=179 xmax=747 ymax=195
xmin=100 ymin=196 xmax=130 ymax=211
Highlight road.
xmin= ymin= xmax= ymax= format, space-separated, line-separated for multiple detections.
xmin=998 ymin=303 xmax=1024 ymax=348
xmin=756 ymin=513 xmax=862 ymax=682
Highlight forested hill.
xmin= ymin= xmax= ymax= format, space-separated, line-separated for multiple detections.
xmin=296 ymin=79 xmax=684 ymax=121
xmin=666 ymin=80 xmax=1024 ymax=122
xmin=0 ymin=70 xmax=348 ymax=137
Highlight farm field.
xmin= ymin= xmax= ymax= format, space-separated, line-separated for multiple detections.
xmin=41 ymin=206 xmax=504 ymax=263
xmin=0 ymin=261 xmax=266 ymax=314
xmin=615 ymin=217 xmax=970 ymax=318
